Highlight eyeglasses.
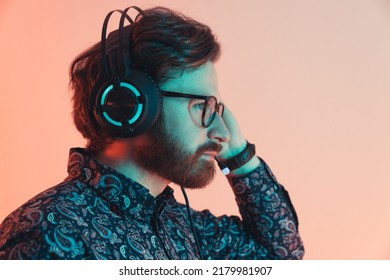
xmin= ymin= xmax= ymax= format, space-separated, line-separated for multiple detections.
xmin=161 ymin=91 xmax=224 ymax=128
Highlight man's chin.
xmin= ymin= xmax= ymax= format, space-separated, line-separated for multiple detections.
xmin=180 ymin=182 xmax=210 ymax=190
xmin=176 ymin=163 xmax=216 ymax=189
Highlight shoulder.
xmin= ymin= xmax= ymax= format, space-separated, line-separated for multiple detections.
xmin=1 ymin=178 xmax=90 ymax=227
xmin=0 ymin=179 xmax=91 ymax=259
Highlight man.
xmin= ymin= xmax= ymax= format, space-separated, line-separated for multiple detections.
xmin=0 ymin=6 xmax=304 ymax=260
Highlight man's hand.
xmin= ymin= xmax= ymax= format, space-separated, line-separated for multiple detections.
xmin=216 ymin=106 xmax=260 ymax=176
xmin=216 ymin=106 xmax=247 ymax=161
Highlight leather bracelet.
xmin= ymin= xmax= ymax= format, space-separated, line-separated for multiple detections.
xmin=218 ymin=141 xmax=256 ymax=173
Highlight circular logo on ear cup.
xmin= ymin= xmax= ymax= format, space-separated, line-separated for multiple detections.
xmin=101 ymin=82 xmax=144 ymax=126
xmin=92 ymin=69 xmax=162 ymax=138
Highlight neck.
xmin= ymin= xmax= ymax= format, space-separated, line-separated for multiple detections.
xmin=94 ymin=139 xmax=170 ymax=197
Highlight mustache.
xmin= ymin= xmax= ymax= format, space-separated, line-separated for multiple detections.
xmin=195 ymin=142 xmax=222 ymax=157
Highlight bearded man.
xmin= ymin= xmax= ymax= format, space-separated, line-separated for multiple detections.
xmin=0 ymin=6 xmax=304 ymax=260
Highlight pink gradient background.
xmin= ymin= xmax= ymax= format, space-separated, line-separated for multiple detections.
xmin=1 ymin=0 xmax=389 ymax=259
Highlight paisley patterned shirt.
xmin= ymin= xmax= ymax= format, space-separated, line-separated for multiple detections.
xmin=0 ymin=148 xmax=304 ymax=260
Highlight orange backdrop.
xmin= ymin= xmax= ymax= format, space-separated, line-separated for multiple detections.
xmin=1 ymin=0 xmax=389 ymax=259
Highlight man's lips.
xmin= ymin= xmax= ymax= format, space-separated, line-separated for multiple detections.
xmin=196 ymin=142 xmax=222 ymax=159
xmin=203 ymin=151 xmax=218 ymax=157
xmin=200 ymin=151 xmax=219 ymax=161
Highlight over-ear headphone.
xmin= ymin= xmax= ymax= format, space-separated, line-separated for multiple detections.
xmin=89 ymin=6 xmax=162 ymax=138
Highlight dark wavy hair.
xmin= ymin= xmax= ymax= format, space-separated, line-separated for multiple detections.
xmin=69 ymin=7 xmax=221 ymax=153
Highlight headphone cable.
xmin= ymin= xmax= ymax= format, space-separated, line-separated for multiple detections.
xmin=180 ymin=185 xmax=204 ymax=260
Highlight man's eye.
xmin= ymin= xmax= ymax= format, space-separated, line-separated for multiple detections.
xmin=194 ymin=102 xmax=205 ymax=110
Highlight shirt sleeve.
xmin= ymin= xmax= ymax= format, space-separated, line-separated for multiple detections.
xmin=192 ymin=157 xmax=304 ymax=260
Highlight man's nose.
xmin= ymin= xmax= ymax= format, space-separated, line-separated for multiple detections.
xmin=207 ymin=113 xmax=230 ymax=143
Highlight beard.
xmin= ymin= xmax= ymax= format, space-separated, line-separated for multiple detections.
xmin=135 ymin=113 xmax=222 ymax=189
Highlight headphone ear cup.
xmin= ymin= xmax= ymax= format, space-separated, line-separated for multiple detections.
xmin=92 ymin=69 xmax=162 ymax=138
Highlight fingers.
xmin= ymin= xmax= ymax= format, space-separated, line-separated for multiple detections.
xmin=217 ymin=105 xmax=247 ymax=159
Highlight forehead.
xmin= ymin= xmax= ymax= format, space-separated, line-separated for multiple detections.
xmin=160 ymin=61 xmax=219 ymax=98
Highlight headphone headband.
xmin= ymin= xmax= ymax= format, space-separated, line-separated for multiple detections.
xmin=101 ymin=10 xmax=132 ymax=57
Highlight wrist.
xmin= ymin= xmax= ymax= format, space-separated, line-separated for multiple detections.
xmin=227 ymin=156 xmax=260 ymax=177
xmin=216 ymin=141 xmax=258 ymax=176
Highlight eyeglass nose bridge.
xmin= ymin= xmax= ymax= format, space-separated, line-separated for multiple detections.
xmin=217 ymin=102 xmax=225 ymax=116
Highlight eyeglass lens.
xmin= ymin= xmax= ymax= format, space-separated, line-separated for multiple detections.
xmin=203 ymin=97 xmax=223 ymax=127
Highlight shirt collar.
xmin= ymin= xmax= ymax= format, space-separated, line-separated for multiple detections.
xmin=66 ymin=148 xmax=174 ymax=221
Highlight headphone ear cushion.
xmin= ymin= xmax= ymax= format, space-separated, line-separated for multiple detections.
xmin=93 ymin=69 xmax=162 ymax=138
